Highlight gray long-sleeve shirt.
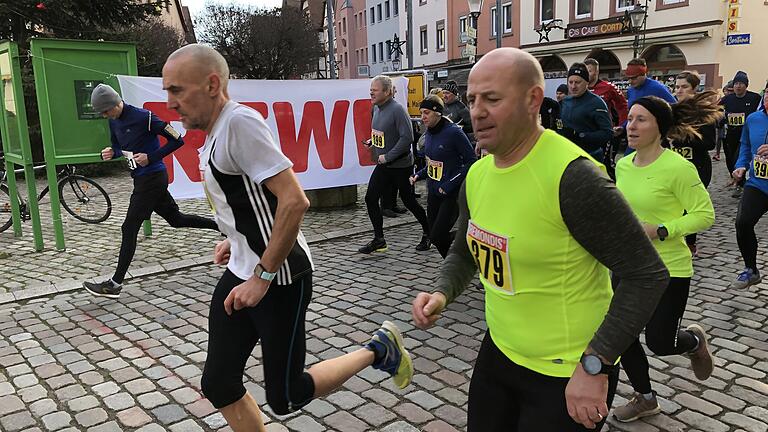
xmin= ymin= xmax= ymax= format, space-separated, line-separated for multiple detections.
xmin=371 ymin=99 xmax=414 ymax=169
xmin=436 ymin=157 xmax=669 ymax=363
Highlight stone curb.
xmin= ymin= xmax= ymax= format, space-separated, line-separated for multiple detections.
xmin=0 ymin=217 xmax=419 ymax=306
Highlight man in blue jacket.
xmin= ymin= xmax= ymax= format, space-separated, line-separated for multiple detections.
xmin=83 ymin=84 xmax=218 ymax=299
xmin=730 ymin=92 xmax=768 ymax=290
xmin=558 ymin=62 xmax=613 ymax=161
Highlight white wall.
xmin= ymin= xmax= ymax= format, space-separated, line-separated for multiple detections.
xmin=411 ymin=0 xmax=448 ymax=67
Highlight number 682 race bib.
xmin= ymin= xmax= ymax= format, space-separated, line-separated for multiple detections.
xmin=466 ymin=220 xmax=514 ymax=294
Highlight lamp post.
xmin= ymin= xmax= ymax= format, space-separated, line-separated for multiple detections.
xmin=467 ymin=0 xmax=482 ymax=63
xmin=627 ymin=3 xmax=648 ymax=59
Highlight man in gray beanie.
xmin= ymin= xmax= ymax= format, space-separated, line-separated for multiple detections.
xmin=720 ymin=71 xmax=763 ymax=197
xmin=441 ymin=80 xmax=473 ymax=138
xmin=82 ymin=84 xmax=218 ymax=299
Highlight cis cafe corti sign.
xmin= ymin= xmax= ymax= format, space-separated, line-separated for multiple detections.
xmin=566 ymin=17 xmax=628 ymax=39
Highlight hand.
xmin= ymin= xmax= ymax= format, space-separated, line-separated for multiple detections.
xmin=133 ymin=153 xmax=149 ymax=167
xmin=732 ymin=167 xmax=747 ymax=182
xmin=101 ymin=147 xmax=114 ymax=160
xmin=378 ymin=154 xmax=386 ymax=164
xmin=757 ymin=144 xmax=768 ymax=156
xmin=409 ymin=175 xmax=418 ymax=185
xmin=613 ymin=126 xmax=624 ymax=137
xmin=565 ymin=363 xmax=609 ymax=429
xmin=412 ymin=292 xmax=446 ymax=329
xmin=362 ymin=139 xmax=372 ymax=148
xmin=438 ymin=187 xmax=445 ymax=195
xmin=223 ymin=276 xmax=271 ymax=315
xmin=641 ymin=223 xmax=659 ymax=240
xmin=213 ymin=239 xmax=231 ymax=265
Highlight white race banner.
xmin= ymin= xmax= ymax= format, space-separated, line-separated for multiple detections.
xmin=117 ymin=75 xmax=410 ymax=199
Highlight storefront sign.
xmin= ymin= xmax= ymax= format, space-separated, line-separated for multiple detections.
xmin=727 ymin=0 xmax=740 ymax=34
xmin=566 ymin=17 xmax=627 ymax=39
xmin=727 ymin=33 xmax=751 ymax=45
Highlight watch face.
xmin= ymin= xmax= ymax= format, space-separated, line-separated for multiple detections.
xmin=583 ymin=355 xmax=602 ymax=375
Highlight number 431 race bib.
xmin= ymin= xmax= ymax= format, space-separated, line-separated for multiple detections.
xmin=466 ymin=220 xmax=514 ymax=294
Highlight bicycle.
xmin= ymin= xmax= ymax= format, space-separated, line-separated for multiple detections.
xmin=0 ymin=162 xmax=112 ymax=233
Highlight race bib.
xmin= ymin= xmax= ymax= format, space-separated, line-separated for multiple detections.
xmin=427 ymin=158 xmax=444 ymax=181
xmin=673 ymin=146 xmax=693 ymax=160
xmin=121 ymin=150 xmax=137 ymax=170
xmin=728 ymin=113 xmax=745 ymax=127
xmin=466 ymin=220 xmax=513 ymax=294
xmin=371 ymin=129 xmax=385 ymax=148
xmin=754 ymin=156 xmax=768 ymax=179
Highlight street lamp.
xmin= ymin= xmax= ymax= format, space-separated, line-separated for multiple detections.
xmin=626 ymin=3 xmax=648 ymax=58
xmin=392 ymin=57 xmax=401 ymax=71
xmin=467 ymin=0 xmax=483 ymax=63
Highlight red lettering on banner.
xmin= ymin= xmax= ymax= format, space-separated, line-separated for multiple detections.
xmin=143 ymin=102 xmax=205 ymax=183
xmin=352 ymin=99 xmax=376 ymax=166
xmin=241 ymin=102 xmax=268 ymax=119
xmin=273 ymin=100 xmax=348 ymax=173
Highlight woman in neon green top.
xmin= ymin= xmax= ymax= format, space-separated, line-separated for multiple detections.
xmin=613 ymin=96 xmax=719 ymax=423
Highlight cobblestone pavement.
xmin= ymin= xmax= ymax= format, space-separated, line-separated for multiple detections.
xmin=0 ymin=171 xmax=422 ymax=297
xmin=0 ymin=158 xmax=766 ymax=431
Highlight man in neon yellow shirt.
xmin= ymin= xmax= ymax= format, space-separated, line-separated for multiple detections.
xmin=411 ymin=48 xmax=669 ymax=431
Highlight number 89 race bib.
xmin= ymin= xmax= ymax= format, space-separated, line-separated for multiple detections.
xmin=466 ymin=220 xmax=514 ymax=294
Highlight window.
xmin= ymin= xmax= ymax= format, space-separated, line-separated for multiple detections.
xmin=436 ymin=20 xmax=445 ymax=51
xmin=370 ymin=7 xmax=375 ymax=24
xmin=615 ymin=0 xmax=634 ymax=12
xmin=503 ymin=3 xmax=512 ymax=33
xmin=540 ymin=0 xmax=554 ymax=22
xmin=575 ymin=0 xmax=591 ymax=18
xmin=378 ymin=42 xmax=384 ymax=62
xmin=657 ymin=0 xmax=687 ymax=9
xmin=459 ymin=16 xmax=468 ymax=34
xmin=363 ymin=11 xmax=367 ymax=27
xmin=385 ymin=0 xmax=390 ymax=18
xmin=386 ymin=40 xmax=392 ymax=60
xmin=372 ymin=44 xmax=377 ymax=63
xmin=354 ymin=14 xmax=358 ymax=29
xmin=342 ymin=17 xmax=346 ymax=33
xmin=420 ymin=25 xmax=428 ymax=54
xmin=662 ymin=0 xmax=685 ymax=3
xmin=377 ymin=4 xmax=382 ymax=21
xmin=490 ymin=6 xmax=497 ymax=36
xmin=393 ymin=0 xmax=399 ymax=15
xmin=344 ymin=52 xmax=348 ymax=67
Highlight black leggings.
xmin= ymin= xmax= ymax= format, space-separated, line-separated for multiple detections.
xmin=619 ymin=277 xmax=697 ymax=394
xmin=113 ymin=171 xmax=218 ymax=283
xmin=427 ymin=191 xmax=459 ymax=258
xmin=201 ymin=270 xmax=315 ymax=414
xmin=736 ymin=186 xmax=768 ymax=272
xmin=724 ymin=135 xmax=745 ymax=186
xmin=365 ymin=165 xmax=429 ymax=239
xmin=468 ymin=332 xmax=619 ymax=432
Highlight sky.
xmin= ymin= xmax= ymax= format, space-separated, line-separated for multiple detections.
xmin=183 ymin=0 xmax=284 ymax=20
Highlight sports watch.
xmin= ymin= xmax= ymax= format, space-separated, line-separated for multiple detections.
xmin=254 ymin=263 xmax=277 ymax=282
xmin=580 ymin=354 xmax=618 ymax=376
xmin=657 ymin=225 xmax=669 ymax=242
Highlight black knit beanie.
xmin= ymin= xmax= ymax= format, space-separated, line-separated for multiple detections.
xmin=631 ymin=96 xmax=674 ymax=137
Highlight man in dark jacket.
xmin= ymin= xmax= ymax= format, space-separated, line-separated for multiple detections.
xmin=82 ymin=84 xmax=218 ymax=298
xmin=559 ymin=63 xmax=613 ymax=161
xmin=442 ymin=80 xmax=473 ymax=138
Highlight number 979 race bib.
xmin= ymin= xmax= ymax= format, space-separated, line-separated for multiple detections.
xmin=466 ymin=220 xmax=514 ymax=294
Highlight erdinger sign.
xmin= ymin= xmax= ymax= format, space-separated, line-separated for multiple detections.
xmin=566 ymin=17 xmax=628 ymax=39
xmin=117 ymin=76 xmax=409 ymax=199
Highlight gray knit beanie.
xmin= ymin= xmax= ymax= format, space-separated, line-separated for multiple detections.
xmin=91 ymin=84 xmax=122 ymax=113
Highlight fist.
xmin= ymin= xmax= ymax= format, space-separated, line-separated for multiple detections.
xmin=101 ymin=147 xmax=114 ymax=160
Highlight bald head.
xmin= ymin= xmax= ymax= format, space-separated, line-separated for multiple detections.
xmin=167 ymin=44 xmax=230 ymax=90
xmin=471 ymin=48 xmax=544 ymax=91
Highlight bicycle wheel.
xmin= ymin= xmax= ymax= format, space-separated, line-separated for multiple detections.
xmin=0 ymin=184 xmax=12 ymax=233
xmin=58 ymin=175 xmax=112 ymax=223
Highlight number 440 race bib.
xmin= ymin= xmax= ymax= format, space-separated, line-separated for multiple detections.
xmin=466 ymin=220 xmax=514 ymax=294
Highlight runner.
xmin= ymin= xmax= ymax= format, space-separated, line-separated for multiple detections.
xmin=671 ymin=71 xmax=722 ymax=255
xmin=410 ymin=95 xmax=476 ymax=257
xmin=442 ymin=80 xmax=473 ymax=137
xmin=713 ymin=81 xmax=734 ymax=161
xmin=720 ymin=71 xmax=762 ymax=197
xmin=411 ymin=48 xmax=669 ymax=432
xmin=82 ymin=84 xmax=219 ymax=299
xmin=559 ymin=62 xmax=613 ymax=160
xmin=162 ymin=44 xmax=413 ymax=431
xmin=359 ymin=75 xmax=431 ymax=254
xmin=556 ymin=83 xmax=568 ymax=103
xmin=612 ymin=95 xmax=717 ymax=422
xmin=730 ymin=91 xmax=768 ymax=289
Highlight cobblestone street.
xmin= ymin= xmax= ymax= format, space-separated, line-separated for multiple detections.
xmin=0 ymin=159 xmax=767 ymax=431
